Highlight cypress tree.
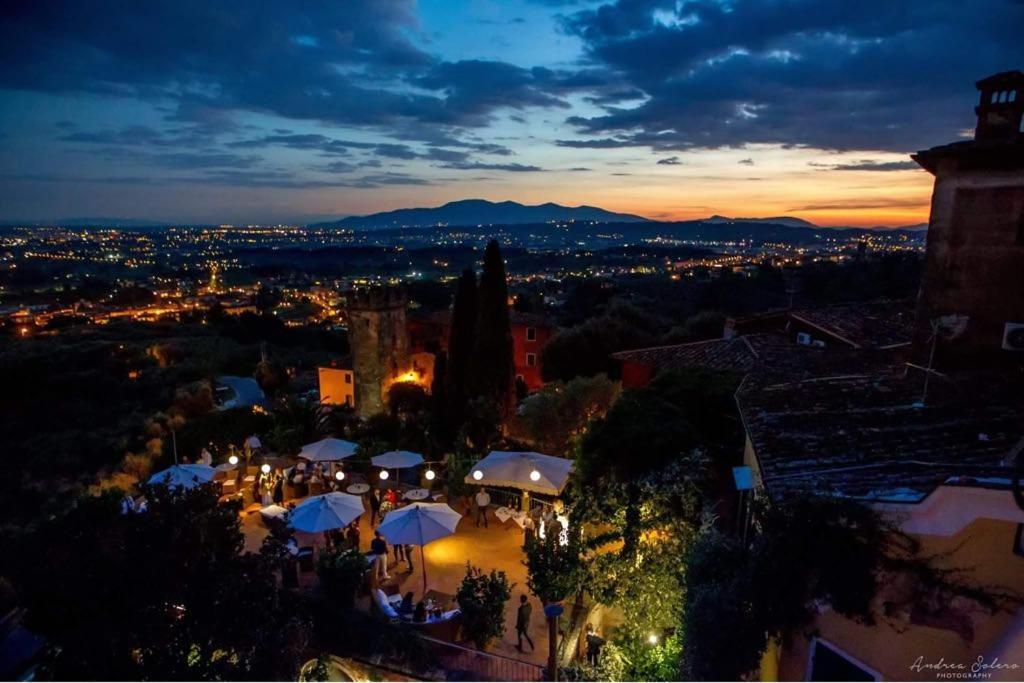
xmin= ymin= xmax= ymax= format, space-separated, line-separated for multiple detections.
xmin=471 ymin=240 xmax=515 ymax=419
xmin=445 ymin=268 xmax=478 ymax=426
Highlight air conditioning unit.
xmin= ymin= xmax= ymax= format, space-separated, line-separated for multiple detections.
xmin=796 ymin=332 xmax=812 ymax=346
xmin=1003 ymin=322 xmax=1024 ymax=351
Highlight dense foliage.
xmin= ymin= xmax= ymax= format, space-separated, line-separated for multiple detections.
xmin=7 ymin=484 xmax=311 ymax=680
xmin=455 ymin=564 xmax=513 ymax=649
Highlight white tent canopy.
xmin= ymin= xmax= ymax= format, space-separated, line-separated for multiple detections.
xmin=376 ymin=503 xmax=461 ymax=593
xmin=464 ymin=450 xmax=573 ymax=496
xmin=371 ymin=450 xmax=424 ymax=469
xmin=147 ymin=464 xmax=216 ymax=489
xmin=289 ymin=492 xmax=365 ymax=533
xmin=298 ymin=438 xmax=358 ymax=462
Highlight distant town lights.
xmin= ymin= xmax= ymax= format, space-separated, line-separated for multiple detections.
xmin=472 ymin=469 xmax=483 ymax=481
xmin=379 ymin=470 xmax=389 ymax=480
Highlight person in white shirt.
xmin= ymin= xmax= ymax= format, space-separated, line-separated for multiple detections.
xmin=474 ymin=488 xmax=491 ymax=528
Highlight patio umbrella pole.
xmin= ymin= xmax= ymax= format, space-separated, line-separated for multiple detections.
xmin=421 ymin=544 xmax=428 ymax=595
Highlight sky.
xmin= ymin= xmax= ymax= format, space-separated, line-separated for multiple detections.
xmin=0 ymin=0 xmax=1021 ymax=227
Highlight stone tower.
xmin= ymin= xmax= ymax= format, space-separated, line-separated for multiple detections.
xmin=910 ymin=70 xmax=1024 ymax=366
xmin=347 ymin=286 xmax=409 ymax=417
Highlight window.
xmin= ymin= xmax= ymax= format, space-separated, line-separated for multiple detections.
xmin=526 ymin=353 xmax=537 ymax=367
xmin=807 ymin=639 xmax=879 ymax=681
xmin=526 ymin=326 xmax=537 ymax=341
xmin=344 ymin=373 xmax=352 ymax=384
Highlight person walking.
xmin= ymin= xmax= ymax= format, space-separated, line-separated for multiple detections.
xmin=515 ymin=594 xmax=535 ymax=652
xmin=370 ymin=530 xmax=390 ymax=581
xmin=394 ymin=540 xmax=406 ymax=565
xmin=474 ymin=487 xmax=490 ymax=528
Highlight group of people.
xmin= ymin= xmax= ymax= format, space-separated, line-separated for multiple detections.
xmin=369 ymin=529 xmax=414 ymax=581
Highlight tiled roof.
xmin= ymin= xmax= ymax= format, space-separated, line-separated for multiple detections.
xmin=736 ymin=373 xmax=1024 ymax=502
xmin=612 ymin=336 xmax=760 ymax=374
xmin=789 ymin=299 xmax=915 ymax=349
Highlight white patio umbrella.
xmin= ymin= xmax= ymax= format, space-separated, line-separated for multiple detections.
xmin=371 ymin=450 xmax=424 ymax=485
xmin=244 ymin=435 xmax=262 ymax=450
xmin=376 ymin=502 xmax=461 ymax=593
xmin=298 ymin=437 xmax=358 ymax=463
xmin=288 ymin=492 xmax=365 ymax=533
xmin=147 ymin=464 xmax=216 ymax=489
xmin=464 ymin=451 xmax=573 ymax=496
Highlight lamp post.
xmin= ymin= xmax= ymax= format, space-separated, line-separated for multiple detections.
xmin=544 ymin=603 xmax=564 ymax=682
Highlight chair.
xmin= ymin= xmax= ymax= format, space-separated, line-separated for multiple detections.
xmin=372 ymin=588 xmax=400 ymax=621
xmin=221 ymin=479 xmax=237 ymax=495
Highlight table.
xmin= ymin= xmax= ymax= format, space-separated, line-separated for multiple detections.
xmin=346 ymin=483 xmax=370 ymax=495
xmin=423 ymin=589 xmax=455 ymax=610
xmin=404 ymin=488 xmax=430 ymax=501
xmin=259 ymin=505 xmax=289 ymax=527
xmin=494 ymin=506 xmax=514 ymax=523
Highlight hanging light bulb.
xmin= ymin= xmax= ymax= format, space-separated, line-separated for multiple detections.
xmin=335 ymin=470 xmax=345 ymax=481
xmin=529 ymin=469 xmax=541 ymax=481
xmin=425 ymin=468 xmax=436 ymax=481
xmin=648 ymin=633 xmax=659 ymax=645
xmin=472 ymin=469 xmax=483 ymax=481
xmin=260 ymin=463 xmax=271 ymax=474
xmin=379 ymin=470 xmax=389 ymax=480
xmin=228 ymin=454 xmax=239 ymax=466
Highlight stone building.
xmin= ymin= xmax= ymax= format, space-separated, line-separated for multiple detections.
xmin=347 ymin=286 xmax=411 ymax=418
xmin=911 ymin=70 xmax=1024 ymax=366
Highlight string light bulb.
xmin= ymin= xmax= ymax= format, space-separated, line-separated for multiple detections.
xmin=379 ymin=470 xmax=389 ymax=480
xmin=260 ymin=463 xmax=271 ymax=474
xmin=472 ymin=469 xmax=483 ymax=481
xmin=425 ymin=468 xmax=436 ymax=481
xmin=228 ymin=455 xmax=239 ymax=466
xmin=335 ymin=470 xmax=345 ymax=481
xmin=529 ymin=469 xmax=541 ymax=481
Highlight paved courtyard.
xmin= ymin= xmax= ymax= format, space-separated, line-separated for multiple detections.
xmin=241 ymin=495 xmax=549 ymax=667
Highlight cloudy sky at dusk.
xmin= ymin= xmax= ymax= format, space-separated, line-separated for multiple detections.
xmin=1 ymin=0 xmax=1021 ymax=226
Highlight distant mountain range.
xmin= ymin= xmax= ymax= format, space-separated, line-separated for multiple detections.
xmin=703 ymin=214 xmax=818 ymax=229
xmin=311 ymin=199 xmax=648 ymax=229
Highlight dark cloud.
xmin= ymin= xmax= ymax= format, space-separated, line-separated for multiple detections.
xmin=789 ymin=198 xmax=927 ymax=211
xmin=657 ymin=156 xmax=682 ymax=165
xmin=560 ymin=0 xmax=1024 ymax=151
xmin=738 ymin=158 xmax=755 ymax=166
xmin=569 ymin=167 xmax=592 ymax=171
xmin=435 ymin=161 xmax=545 ymax=172
xmin=0 ymin=1 xmax=575 ymax=139
xmin=555 ymin=137 xmax=630 ymax=148
xmin=819 ymin=159 xmax=921 ymax=171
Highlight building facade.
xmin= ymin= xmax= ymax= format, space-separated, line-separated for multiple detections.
xmin=911 ymin=70 xmax=1024 ymax=366
xmin=347 ymin=286 xmax=411 ymax=418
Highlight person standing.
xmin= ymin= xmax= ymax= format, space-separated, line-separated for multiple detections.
xmin=515 ymin=594 xmax=535 ymax=652
xmin=394 ymin=540 xmax=406 ymax=565
xmin=403 ymin=544 xmax=415 ymax=572
xmin=585 ymin=624 xmax=604 ymax=666
xmin=369 ymin=488 xmax=381 ymax=525
xmin=474 ymin=487 xmax=491 ymax=528
xmin=345 ymin=520 xmax=361 ymax=550
xmin=370 ymin=530 xmax=390 ymax=581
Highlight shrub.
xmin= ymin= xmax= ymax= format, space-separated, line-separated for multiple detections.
xmin=316 ymin=547 xmax=367 ymax=611
xmin=456 ymin=563 xmax=513 ymax=649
